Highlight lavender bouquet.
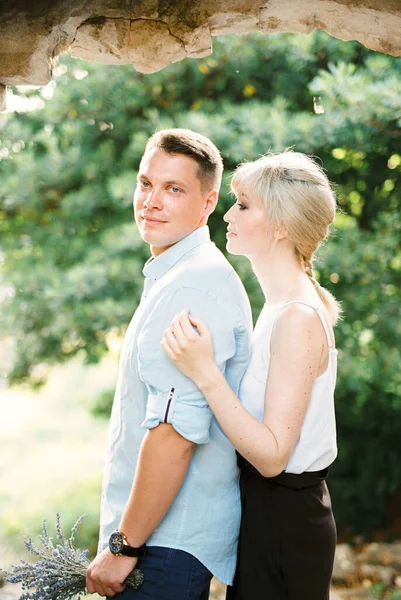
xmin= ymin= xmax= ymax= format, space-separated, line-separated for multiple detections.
xmin=3 ymin=513 xmax=144 ymax=600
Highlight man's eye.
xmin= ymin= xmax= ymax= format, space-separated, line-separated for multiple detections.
xmin=170 ymin=186 xmax=181 ymax=193
xmin=140 ymin=181 xmax=150 ymax=188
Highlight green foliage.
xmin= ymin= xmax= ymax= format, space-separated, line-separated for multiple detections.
xmin=370 ymin=581 xmax=401 ymax=600
xmin=1 ymin=30 xmax=400 ymax=535
xmin=89 ymin=388 xmax=114 ymax=419
xmin=319 ymin=214 xmax=401 ymax=534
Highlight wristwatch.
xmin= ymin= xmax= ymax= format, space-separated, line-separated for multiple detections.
xmin=108 ymin=530 xmax=147 ymax=557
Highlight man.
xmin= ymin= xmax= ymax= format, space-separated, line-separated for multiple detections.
xmin=86 ymin=129 xmax=252 ymax=600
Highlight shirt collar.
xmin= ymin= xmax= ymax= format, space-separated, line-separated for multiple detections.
xmin=143 ymin=226 xmax=211 ymax=282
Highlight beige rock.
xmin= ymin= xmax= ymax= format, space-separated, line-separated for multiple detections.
xmin=255 ymin=0 xmax=401 ymax=56
xmin=71 ymin=17 xmax=131 ymax=65
xmin=360 ymin=564 xmax=396 ymax=586
xmin=357 ymin=541 xmax=401 ymax=569
xmin=329 ymin=590 xmax=344 ymax=600
xmin=330 ymin=589 xmax=360 ymax=599
xmin=71 ymin=17 xmax=212 ymax=72
xmin=178 ymin=23 xmax=212 ymax=60
xmin=0 ymin=85 xmax=6 ymax=112
xmin=0 ymin=1 xmax=401 ymax=89
xmin=127 ymin=19 xmax=187 ymax=74
xmin=332 ymin=543 xmax=358 ymax=582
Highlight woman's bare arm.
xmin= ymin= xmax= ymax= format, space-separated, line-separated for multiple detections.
xmin=162 ymin=304 xmax=327 ymax=477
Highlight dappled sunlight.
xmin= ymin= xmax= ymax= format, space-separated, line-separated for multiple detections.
xmin=0 ymin=389 xmax=36 ymax=433
xmin=0 ymin=355 xmax=118 ymax=525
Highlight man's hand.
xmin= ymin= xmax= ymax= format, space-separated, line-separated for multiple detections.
xmin=86 ymin=547 xmax=138 ymax=597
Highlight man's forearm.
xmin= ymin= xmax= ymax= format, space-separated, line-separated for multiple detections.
xmin=118 ymin=423 xmax=195 ymax=546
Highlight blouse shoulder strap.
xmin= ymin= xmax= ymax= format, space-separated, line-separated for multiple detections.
xmin=277 ymin=301 xmax=333 ymax=349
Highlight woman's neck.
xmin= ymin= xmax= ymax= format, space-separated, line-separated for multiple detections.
xmin=250 ymin=251 xmax=309 ymax=306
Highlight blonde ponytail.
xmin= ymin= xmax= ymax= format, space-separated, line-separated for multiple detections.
xmin=301 ymin=254 xmax=341 ymax=325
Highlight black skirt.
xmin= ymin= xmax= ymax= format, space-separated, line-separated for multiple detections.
xmin=226 ymin=456 xmax=337 ymax=600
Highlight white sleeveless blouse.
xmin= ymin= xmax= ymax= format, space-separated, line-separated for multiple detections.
xmin=239 ymin=301 xmax=338 ymax=474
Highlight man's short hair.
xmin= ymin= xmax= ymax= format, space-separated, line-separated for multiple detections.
xmin=144 ymin=128 xmax=223 ymax=192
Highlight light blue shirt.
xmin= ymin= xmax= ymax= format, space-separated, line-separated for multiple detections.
xmin=98 ymin=226 xmax=252 ymax=584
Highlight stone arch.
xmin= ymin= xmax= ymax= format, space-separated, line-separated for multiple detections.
xmin=1 ymin=0 xmax=400 ymax=110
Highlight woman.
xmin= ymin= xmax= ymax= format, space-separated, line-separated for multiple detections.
xmin=162 ymin=150 xmax=340 ymax=600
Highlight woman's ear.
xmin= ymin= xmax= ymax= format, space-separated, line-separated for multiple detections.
xmin=274 ymin=224 xmax=288 ymax=241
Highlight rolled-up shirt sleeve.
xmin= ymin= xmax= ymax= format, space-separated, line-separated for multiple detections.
xmin=138 ymin=286 xmax=237 ymax=444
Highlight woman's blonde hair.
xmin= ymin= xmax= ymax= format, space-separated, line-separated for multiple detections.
xmin=231 ymin=150 xmax=341 ymax=325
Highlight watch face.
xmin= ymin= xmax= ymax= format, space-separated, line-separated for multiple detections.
xmin=109 ymin=531 xmax=124 ymax=554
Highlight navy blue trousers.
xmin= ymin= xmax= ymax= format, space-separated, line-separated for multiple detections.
xmin=110 ymin=546 xmax=212 ymax=600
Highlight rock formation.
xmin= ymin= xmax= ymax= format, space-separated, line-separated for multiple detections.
xmin=1 ymin=0 xmax=400 ymax=110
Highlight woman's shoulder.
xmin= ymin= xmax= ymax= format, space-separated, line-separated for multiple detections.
xmin=270 ymin=299 xmax=333 ymax=350
xmin=275 ymin=300 xmax=322 ymax=328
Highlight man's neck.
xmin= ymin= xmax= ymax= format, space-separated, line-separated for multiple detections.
xmin=150 ymin=225 xmax=207 ymax=257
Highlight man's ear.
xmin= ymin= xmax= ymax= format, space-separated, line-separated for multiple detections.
xmin=204 ymin=190 xmax=218 ymax=216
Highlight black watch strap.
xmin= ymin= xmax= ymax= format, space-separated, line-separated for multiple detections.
xmin=120 ymin=542 xmax=147 ymax=557
xmin=109 ymin=530 xmax=147 ymax=557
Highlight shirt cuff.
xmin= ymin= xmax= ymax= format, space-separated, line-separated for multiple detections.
xmin=141 ymin=389 xmax=213 ymax=445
